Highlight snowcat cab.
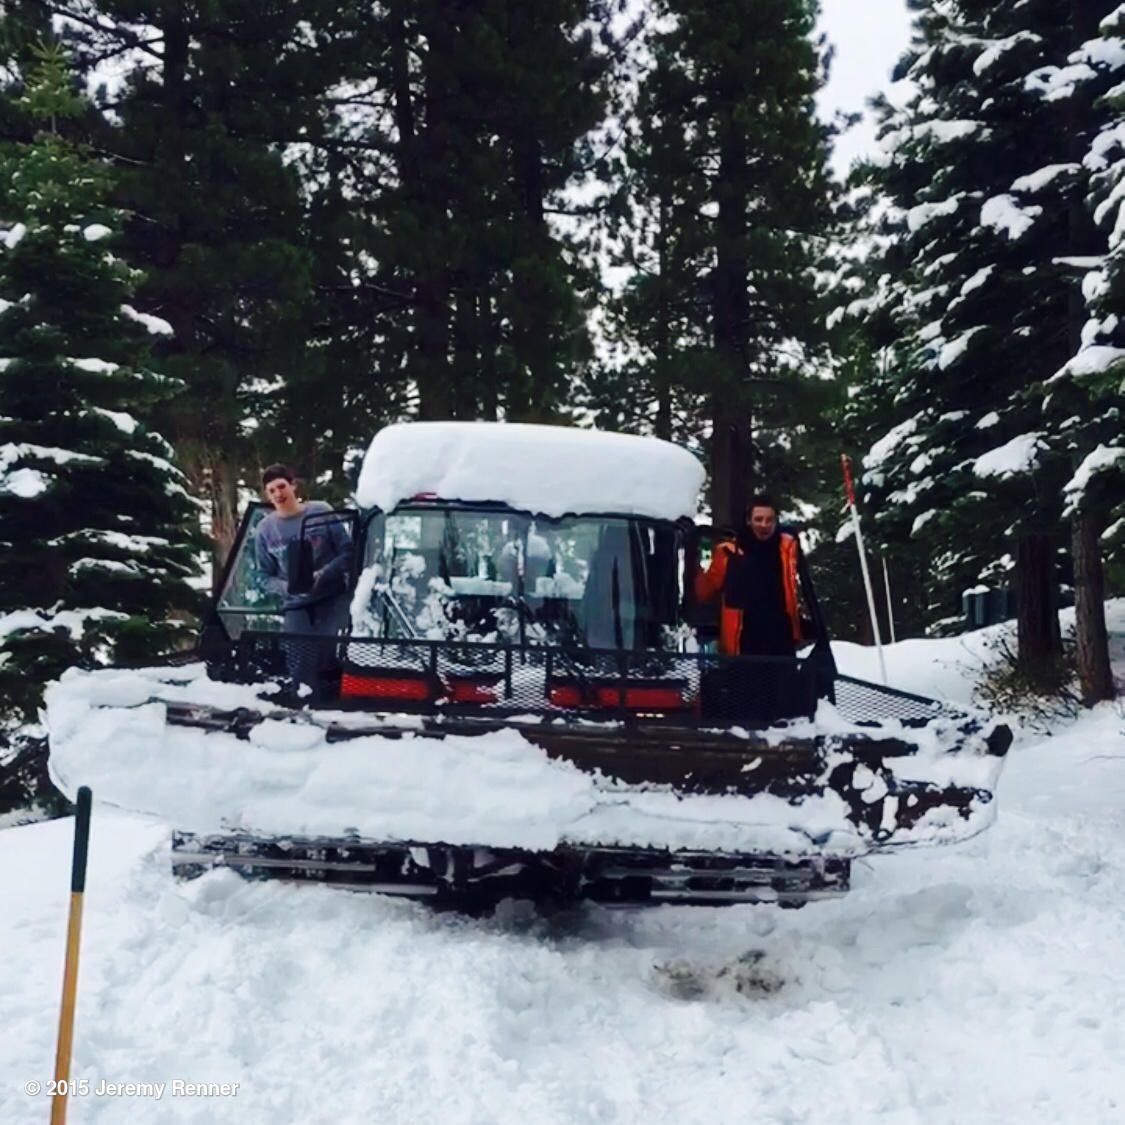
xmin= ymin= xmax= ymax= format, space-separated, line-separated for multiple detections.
xmin=47 ymin=423 xmax=1010 ymax=911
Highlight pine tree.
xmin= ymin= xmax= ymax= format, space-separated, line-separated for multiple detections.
xmin=43 ymin=0 xmax=375 ymax=566
xmin=0 ymin=42 xmax=200 ymax=815
xmin=593 ymin=0 xmax=836 ymax=526
xmin=364 ymin=0 xmax=610 ymax=425
xmin=1028 ymin=1 xmax=1125 ymax=701
xmin=591 ymin=47 xmax=712 ymax=446
xmin=840 ymin=0 xmax=1117 ymax=677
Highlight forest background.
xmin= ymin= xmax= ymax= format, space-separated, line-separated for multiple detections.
xmin=1 ymin=0 xmax=1122 ymax=816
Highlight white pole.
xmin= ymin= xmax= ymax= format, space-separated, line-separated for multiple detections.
xmin=882 ymin=555 xmax=897 ymax=644
xmin=841 ymin=455 xmax=887 ymax=684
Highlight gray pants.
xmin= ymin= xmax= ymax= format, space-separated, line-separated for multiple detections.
xmin=282 ymin=594 xmax=350 ymax=696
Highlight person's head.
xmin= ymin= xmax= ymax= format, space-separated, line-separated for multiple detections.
xmin=262 ymin=463 xmax=301 ymax=514
xmin=745 ymin=493 xmax=778 ymax=542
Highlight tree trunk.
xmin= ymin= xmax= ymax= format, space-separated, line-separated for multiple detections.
xmin=415 ymin=277 xmax=452 ymax=419
xmin=159 ymin=6 xmax=238 ymax=584
xmin=1072 ymin=509 xmax=1115 ymax=703
xmin=209 ymin=454 xmax=240 ymax=592
xmin=709 ymin=116 xmax=750 ymax=526
xmin=451 ymin=289 xmax=478 ymax=419
xmin=508 ymin=130 xmax=551 ymax=421
xmin=1065 ymin=0 xmax=1113 ymax=702
xmin=709 ymin=410 xmax=748 ymax=529
xmin=654 ymin=192 xmax=672 ymax=441
xmin=480 ymin=282 xmax=499 ymax=421
xmin=1016 ymin=533 xmax=1062 ymax=680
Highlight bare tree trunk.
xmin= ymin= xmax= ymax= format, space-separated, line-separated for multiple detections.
xmin=1072 ymin=509 xmax=1115 ymax=702
xmin=209 ymin=455 xmax=240 ymax=590
xmin=709 ymin=411 xmax=749 ymax=528
xmin=480 ymin=283 xmax=499 ymax=421
xmin=158 ymin=6 xmax=237 ymax=587
xmin=414 ymin=273 xmax=452 ymax=420
xmin=1016 ymin=533 xmax=1062 ymax=681
xmin=709 ymin=117 xmax=750 ymax=527
xmin=451 ymin=290 xmax=478 ymax=420
xmin=508 ymin=130 xmax=553 ymax=421
xmin=1065 ymin=0 xmax=1113 ymax=702
xmin=654 ymin=193 xmax=672 ymax=441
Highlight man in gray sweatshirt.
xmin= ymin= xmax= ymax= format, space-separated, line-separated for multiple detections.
xmin=255 ymin=463 xmax=351 ymax=690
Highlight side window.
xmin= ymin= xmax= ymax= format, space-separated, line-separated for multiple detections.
xmin=216 ymin=506 xmax=285 ymax=637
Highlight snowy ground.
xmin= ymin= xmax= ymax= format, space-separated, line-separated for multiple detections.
xmin=2 ymin=607 xmax=1124 ymax=1125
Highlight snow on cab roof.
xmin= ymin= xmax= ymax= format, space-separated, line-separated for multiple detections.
xmin=355 ymin=421 xmax=705 ymax=521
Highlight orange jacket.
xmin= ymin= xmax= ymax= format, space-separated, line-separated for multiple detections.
xmin=694 ymin=533 xmax=801 ymax=656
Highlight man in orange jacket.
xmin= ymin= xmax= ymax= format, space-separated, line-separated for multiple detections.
xmin=695 ymin=493 xmax=802 ymax=658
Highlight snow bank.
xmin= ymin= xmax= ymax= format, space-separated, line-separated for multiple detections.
xmin=834 ymin=598 xmax=1125 ymax=708
xmin=355 ymin=422 xmax=706 ymax=521
xmin=4 ymin=696 xmax=1123 ymax=1125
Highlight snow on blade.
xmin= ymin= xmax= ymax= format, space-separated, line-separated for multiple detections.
xmin=45 ymin=663 xmax=1004 ymax=859
xmin=355 ymin=421 xmax=706 ymax=521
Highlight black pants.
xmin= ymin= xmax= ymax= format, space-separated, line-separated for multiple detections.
xmin=740 ymin=626 xmax=797 ymax=721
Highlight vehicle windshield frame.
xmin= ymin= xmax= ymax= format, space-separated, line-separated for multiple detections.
xmin=356 ymin=500 xmax=687 ymax=650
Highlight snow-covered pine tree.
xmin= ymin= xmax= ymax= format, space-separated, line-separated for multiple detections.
xmin=39 ymin=0 xmax=359 ymax=563
xmin=844 ymin=0 xmax=1115 ymax=676
xmin=0 ymin=43 xmax=201 ymax=815
xmin=1025 ymin=1 xmax=1125 ymax=701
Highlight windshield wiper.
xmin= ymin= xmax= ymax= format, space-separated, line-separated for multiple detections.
xmin=376 ymin=585 xmax=420 ymax=639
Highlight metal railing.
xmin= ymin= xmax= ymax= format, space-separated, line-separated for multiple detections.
xmin=207 ymin=632 xmax=951 ymax=730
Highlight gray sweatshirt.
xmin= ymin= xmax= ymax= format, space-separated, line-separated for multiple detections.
xmin=255 ymin=502 xmax=351 ymax=609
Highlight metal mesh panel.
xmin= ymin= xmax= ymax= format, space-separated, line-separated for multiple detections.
xmin=230 ymin=632 xmax=826 ymax=726
xmin=830 ymin=674 xmax=945 ymax=725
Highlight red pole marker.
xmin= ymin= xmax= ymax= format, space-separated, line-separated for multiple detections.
xmin=841 ymin=453 xmax=857 ymax=508
xmin=840 ymin=456 xmax=887 ymax=684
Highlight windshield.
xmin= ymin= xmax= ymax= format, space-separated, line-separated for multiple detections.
xmin=353 ymin=504 xmax=683 ymax=650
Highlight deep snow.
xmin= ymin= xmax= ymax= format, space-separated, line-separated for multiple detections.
xmin=3 ymin=610 xmax=1124 ymax=1125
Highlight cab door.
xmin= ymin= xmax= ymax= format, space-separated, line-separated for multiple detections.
xmin=199 ymin=504 xmax=284 ymax=644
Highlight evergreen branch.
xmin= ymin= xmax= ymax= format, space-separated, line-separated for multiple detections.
xmin=33 ymin=1 xmax=165 ymax=64
xmin=79 ymin=42 xmax=162 ymax=71
xmin=316 ymin=282 xmax=414 ymax=310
